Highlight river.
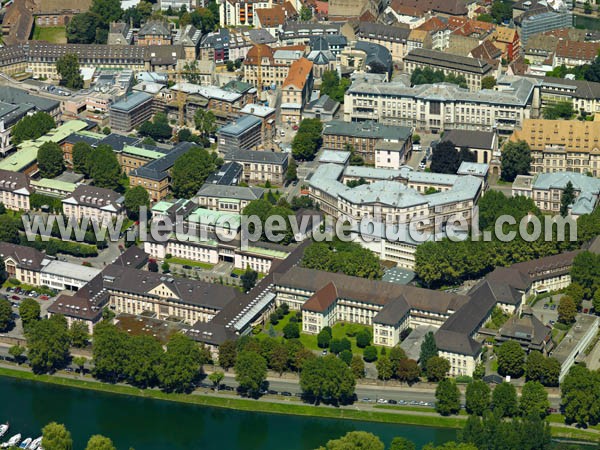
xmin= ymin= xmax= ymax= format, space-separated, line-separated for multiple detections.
xmin=0 ymin=376 xmax=456 ymax=449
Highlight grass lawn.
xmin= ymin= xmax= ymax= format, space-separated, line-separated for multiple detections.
xmin=165 ymin=257 xmax=213 ymax=269
xmin=31 ymin=25 xmax=66 ymax=44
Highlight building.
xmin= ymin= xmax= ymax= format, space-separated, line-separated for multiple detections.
xmin=107 ymin=22 xmax=133 ymax=45
xmin=303 ymin=94 xmax=340 ymax=122
xmin=519 ymin=10 xmax=573 ymax=45
xmin=0 ymin=242 xmax=44 ymax=286
xmin=109 ymin=92 xmax=155 ymax=132
xmin=339 ymin=41 xmax=393 ymax=79
xmin=492 ymin=27 xmax=521 ymax=62
xmin=322 ymin=120 xmax=413 ymax=165
xmin=217 ymin=115 xmax=263 ymax=153
xmin=510 ymin=119 xmax=600 ymax=177
xmin=441 ymin=130 xmax=498 ymax=164
xmin=159 ymin=0 xmax=195 ymax=11
xmin=512 ymin=172 xmax=600 ymax=217
xmin=555 ymin=40 xmax=600 ymax=68
xmin=307 ymin=163 xmax=483 ymax=268
xmin=243 ymin=44 xmax=292 ymax=89
xmin=344 ymin=76 xmax=535 ymax=135
xmin=552 ymin=314 xmax=600 ymax=382
xmin=0 ymin=86 xmax=61 ymax=155
xmin=205 ymin=161 xmax=244 ymax=186
xmin=496 ymin=306 xmax=553 ymax=354
xmin=240 ymin=104 xmax=277 ymax=143
xmin=194 ymin=184 xmax=265 ymax=212
xmin=404 ymin=48 xmax=495 ymax=91
xmin=40 ymin=261 xmax=101 ymax=291
xmin=62 ymin=185 xmax=125 ymax=226
xmin=281 ymin=58 xmax=314 ymax=125
xmin=0 ymin=169 xmax=31 ymax=211
xmin=279 ymin=22 xmax=343 ymax=46
xmin=354 ymin=22 xmax=411 ymax=62
xmin=224 ymin=149 xmax=289 ymax=185
xmin=219 ymin=0 xmax=271 ymax=27
xmin=129 ymin=142 xmax=196 ymax=202
xmin=174 ymin=25 xmax=203 ymax=59
xmin=306 ymin=37 xmax=336 ymax=79
xmin=137 ymin=20 xmax=171 ymax=46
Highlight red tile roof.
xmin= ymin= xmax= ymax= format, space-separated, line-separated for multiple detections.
xmin=283 ymin=57 xmax=313 ymax=89
xmin=302 ymin=282 xmax=338 ymax=312
xmin=556 ymin=40 xmax=600 ymax=62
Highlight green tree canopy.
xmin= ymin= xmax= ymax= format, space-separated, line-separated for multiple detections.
xmin=292 ymin=119 xmax=323 ymax=161
xmin=56 ymin=54 xmax=84 ymax=89
xmin=171 ymin=146 xmax=218 ymax=198
xmin=20 ymin=297 xmax=41 ymax=330
xmin=66 ymin=12 xmax=101 ymax=44
xmin=317 ymin=431 xmax=384 ymax=450
xmin=435 ymin=378 xmax=461 ymax=416
xmin=124 ymin=186 xmax=150 ymax=220
xmin=561 ymin=365 xmax=600 ymax=426
xmin=85 ymin=435 xmax=116 ymax=450
xmin=69 ymin=321 xmax=90 ymax=348
xmin=218 ymin=339 xmax=237 ymax=370
xmin=72 ymin=141 xmax=93 ymax=176
xmin=501 ymin=140 xmax=531 ymax=182
xmin=139 ymin=112 xmax=173 ymax=141
xmin=491 ymin=381 xmax=518 ymax=417
xmin=425 ymin=355 xmax=450 ymax=382
xmin=235 ymin=350 xmax=268 ymax=395
xmin=465 ymin=380 xmax=491 ymax=416
xmin=88 ymin=144 xmax=122 ymax=190
xmin=542 ymin=101 xmax=575 ymax=120
xmin=300 ymin=354 xmax=356 ymax=405
xmin=38 ymin=142 xmax=65 ymax=178
xmin=520 ymin=381 xmax=550 ymax=417
xmin=12 ymin=112 xmax=56 ymax=145
xmin=0 ymin=297 xmax=13 ymax=332
xmin=27 ymin=316 xmax=71 ymax=374
xmin=158 ymin=333 xmax=206 ymax=393
xmin=419 ymin=331 xmax=438 ymax=370
xmin=496 ymin=340 xmax=526 ymax=378
xmin=320 ymin=70 xmax=351 ymax=103
xmin=194 ymin=108 xmax=217 ymax=138
xmin=42 ymin=422 xmax=73 ymax=450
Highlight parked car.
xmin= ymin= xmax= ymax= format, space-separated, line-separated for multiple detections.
xmin=182 ymin=265 xmax=192 ymax=270
xmin=230 ymin=273 xmax=239 ymax=278
xmin=281 ymin=391 xmax=292 ymax=397
xmin=550 ymin=304 xmax=556 ymax=310
xmin=6 ymin=287 xmax=13 ymax=293
xmin=388 ymin=399 xmax=397 ymax=404
xmin=292 ymin=125 xmax=299 ymax=131
xmin=377 ymin=399 xmax=387 ymax=404
xmin=39 ymin=295 xmax=49 ymax=301
xmin=543 ymin=303 xmax=549 ymax=309
xmin=11 ymin=295 xmax=20 ymax=301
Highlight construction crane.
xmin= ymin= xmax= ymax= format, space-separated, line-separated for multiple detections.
xmin=255 ymin=44 xmax=262 ymax=101
xmin=177 ymin=68 xmax=186 ymax=127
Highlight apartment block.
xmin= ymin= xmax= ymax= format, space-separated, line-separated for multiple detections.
xmin=224 ymin=149 xmax=289 ymax=185
xmin=0 ymin=169 xmax=31 ymax=211
xmin=109 ymin=92 xmax=155 ymax=132
xmin=62 ymin=185 xmax=125 ymax=226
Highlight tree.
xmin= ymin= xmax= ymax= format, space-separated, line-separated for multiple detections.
xmin=122 ymin=1 xmax=152 ymax=27
xmin=363 ymin=345 xmax=377 ymax=362
xmin=92 ymin=322 xmax=128 ymax=383
xmin=501 ymin=140 xmax=531 ymax=182
xmin=491 ymin=382 xmax=518 ymax=417
xmin=56 ymin=54 xmax=83 ymax=89
xmin=435 ymin=379 xmax=461 ymax=415
xmin=354 ymin=329 xmax=370 ymax=348
xmin=430 ymin=141 xmax=461 ymax=174
xmin=465 ymin=380 xmax=491 ymax=415
xmin=8 ymin=344 xmax=25 ymax=364
xmin=594 ymin=288 xmax=600 ymax=314
xmin=558 ymin=295 xmax=577 ymax=324
xmin=88 ymin=144 xmax=121 ymax=190
xmin=69 ymin=321 xmax=90 ymax=348
xmin=208 ymin=370 xmax=225 ymax=391
xmin=319 ymin=431 xmax=384 ymax=450
xmin=73 ymin=356 xmax=87 ymax=374
xmin=171 ymin=146 xmax=217 ymax=198
xmin=0 ymin=298 xmax=12 ymax=331
xmin=139 ymin=112 xmax=172 ymax=141
xmin=397 ymin=358 xmax=420 ymax=384
xmin=491 ymin=0 xmax=512 ymax=23
xmin=27 ymin=317 xmax=71 ymax=374
xmin=317 ymin=328 xmax=332 ymax=349
xmin=426 ymin=356 xmax=450 ymax=382
xmin=389 ymin=345 xmax=407 ymax=372
xmin=292 ymin=119 xmax=323 ymax=161
xmin=125 ymin=335 xmax=164 ymax=388
xmin=241 ymin=266 xmax=258 ymax=292
xmin=560 ymin=181 xmax=576 ymax=217
xmin=300 ymin=355 xmax=356 ymax=405
xmin=300 ymin=4 xmax=312 ymax=21
xmin=338 ymin=349 xmax=353 ymax=365
xmin=20 ymin=297 xmax=41 ymax=330
xmin=286 ymin=157 xmax=298 ymax=182
xmin=38 ymin=142 xmax=65 ymax=178
xmin=329 ymin=337 xmax=351 ymax=355
xmin=543 ymin=101 xmax=575 ymax=120
xmin=320 ymin=70 xmax=351 ymax=103
xmin=194 ymin=108 xmax=217 ymax=138
xmin=42 ymin=422 xmax=73 ymax=450
xmin=124 ymin=186 xmax=150 ymax=220
xmin=419 ymin=331 xmax=438 ymax=370
xmin=0 ymin=215 xmax=18 ymax=244
xmin=481 ymin=76 xmax=496 ymax=89
xmin=376 ymin=355 xmax=393 ymax=380
xmin=283 ymin=321 xmax=300 ymax=339
xmin=66 ymin=12 xmax=101 ymax=44
xmin=235 ymin=351 xmax=267 ymax=395
xmin=85 ymin=435 xmax=115 ymax=450
xmin=389 ymin=437 xmax=416 ymax=450
xmin=219 ymin=340 xmax=237 ymax=370
xmin=72 ymin=142 xmax=93 ymax=175
xmin=90 ymin=0 xmax=123 ymax=24
xmin=584 ymin=0 xmax=593 ymax=13
xmin=496 ymin=340 xmax=526 ymax=378
xmin=520 ymin=381 xmax=550 ymax=417
xmin=12 ymin=112 xmax=55 ymax=145
xmin=561 ymin=365 xmax=600 ymax=427
xmin=158 ymin=333 xmax=205 ymax=393
xmin=349 ymin=354 xmax=365 ymax=378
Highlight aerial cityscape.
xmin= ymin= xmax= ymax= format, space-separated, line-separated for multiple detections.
xmin=1 ymin=0 xmax=600 ymax=448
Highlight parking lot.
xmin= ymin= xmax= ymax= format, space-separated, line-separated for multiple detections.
xmin=530 ymin=294 xmax=561 ymax=326
xmin=0 ymin=286 xmax=59 ymax=339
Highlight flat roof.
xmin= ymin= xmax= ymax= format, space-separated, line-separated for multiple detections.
xmin=41 ymin=260 xmax=101 ymax=282
xmin=319 ymin=150 xmax=351 ymax=164
xmin=122 ymin=145 xmax=166 ymax=160
xmin=110 ymin=92 xmax=153 ymax=112
xmin=30 ymin=178 xmax=78 ymax=193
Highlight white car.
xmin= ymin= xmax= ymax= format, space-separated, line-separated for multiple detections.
xmin=418 ymin=162 xmax=426 ymax=170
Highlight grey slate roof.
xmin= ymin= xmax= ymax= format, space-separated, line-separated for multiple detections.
xmin=442 ymin=130 xmax=495 ymax=150
xmin=132 ymin=142 xmax=196 ymax=181
xmin=225 ymin=149 xmax=288 ymax=165
xmin=196 ymin=183 xmax=265 ymax=201
xmin=405 ymin=48 xmax=493 ymax=75
xmin=323 ymin=120 xmax=412 ymax=140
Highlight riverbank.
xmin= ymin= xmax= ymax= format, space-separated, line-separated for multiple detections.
xmin=0 ymin=366 xmax=597 ymax=444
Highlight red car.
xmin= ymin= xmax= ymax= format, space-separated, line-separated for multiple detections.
xmin=292 ymin=125 xmax=299 ymax=131
xmin=39 ymin=295 xmax=49 ymax=300
xmin=11 ymin=295 xmax=20 ymax=301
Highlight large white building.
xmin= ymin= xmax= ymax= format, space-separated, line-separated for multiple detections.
xmin=343 ymin=76 xmax=536 ymax=135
